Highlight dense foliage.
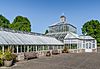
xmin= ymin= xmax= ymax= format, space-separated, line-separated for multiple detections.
xmin=10 ymin=16 xmax=31 ymax=32
xmin=62 ymin=46 xmax=69 ymax=53
xmin=4 ymin=50 xmax=13 ymax=61
xmin=82 ymin=20 xmax=100 ymax=45
xmin=45 ymin=29 xmax=49 ymax=34
xmin=0 ymin=15 xmax=31 ymax=32
xmin=0 ymin=15 xmax=10 ymax=28
xmin=0 ymin=50 xmax=4 ymax=66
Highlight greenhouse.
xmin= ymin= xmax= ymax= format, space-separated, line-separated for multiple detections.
xmin=46 ymin=15 xmax=97 ymax=53
xmin=46 ymin=15 xmax=77 ymax=42
xmin=64 ymin=32 xmax=97 ymax=53
xmin=0 ymin=30 xmax=64 ymax=54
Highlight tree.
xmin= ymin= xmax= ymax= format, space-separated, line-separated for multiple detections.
xmin=0 ymin=15 xmax=10 ymax=28
xmin=82 ymin=20 xmax=100 ymax=44
xmin=10 ymin=16 xmax=31 ymax=32
xmin=45 ymin=30 xmax=49 ymax=34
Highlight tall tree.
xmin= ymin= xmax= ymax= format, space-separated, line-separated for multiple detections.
xmin=45 ymin=30 xmax=49 ymax=34
xmin=82 ymin=20 xmax=100 ymax=44
xmin=10 ymin=16 xmax=31 ymax=32
xmin=0 ymin=15 xmax=10 ymax=28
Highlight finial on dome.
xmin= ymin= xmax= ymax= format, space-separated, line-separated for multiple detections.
xmin=60 ymin=13 xmax=66 ymax=22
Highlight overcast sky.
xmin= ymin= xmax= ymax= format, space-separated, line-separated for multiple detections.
xmin=0 ymin=0 xmax=100 ymax=34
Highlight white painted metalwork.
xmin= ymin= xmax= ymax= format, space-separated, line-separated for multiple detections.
xmin=0 ymin=31 xmax=63 ymax=45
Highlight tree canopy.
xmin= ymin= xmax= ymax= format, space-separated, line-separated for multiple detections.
xmin=0 ymin=15 xmax=31 ymax=32
xmin=9 ymin=16 xmax=31 ymax=32
xmin=82 ymin=20 xmax=100 ymax=44
xmin=45 ymin=30 xmax=49 ymax=34
xmin=0 ymin=15 xmax=10 ymax=28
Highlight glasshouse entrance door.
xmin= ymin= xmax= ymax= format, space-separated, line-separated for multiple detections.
xmin=85 ymin=42 xmax=92 ymax=52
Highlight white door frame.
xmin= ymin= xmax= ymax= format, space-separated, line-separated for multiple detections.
xmin=85 ymin=42 xmax=92 ymax=52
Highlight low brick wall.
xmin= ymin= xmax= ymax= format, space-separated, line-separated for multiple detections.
xmin=68 ymin=49 xmax=78 ymax=53
xmin=16 ymin=49 xmax=63 ymax=60
xmin=68 ymin=49 xmax=97 ymax=53
xmin=97 ymin=47 xmax=100 ymax=53
xmin=17 ymin=53 xmax=25 ymax=61
xmin=37 ymin=49 xmax=63 ymax=57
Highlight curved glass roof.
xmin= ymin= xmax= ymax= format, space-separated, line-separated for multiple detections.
xmin=0 ymin=31 xmax=63 ymax=45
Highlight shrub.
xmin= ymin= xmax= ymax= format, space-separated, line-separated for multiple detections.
xmin=0 ymin=50 xmax=4 ymax=59
xmin=46 ymin=51 xmax=51 ymax=56
xmin=0 ymin=59 xmax=3 ymax=66
xmin=0 ymin=50 xmax=4 ymax=66
xmin=4 ymin=50 xmax=13 ymax=61
xmin=11 ymin=54 xmax=17 ymax=63
xmin=62 ymin=46 xmax=68 ymax=53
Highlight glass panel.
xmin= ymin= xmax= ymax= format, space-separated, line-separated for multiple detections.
xmin=89 ymin=43 xmax=91 ymax=49
xmin=37 ymin=46 xmax=43 ymax=51
xmin=71 ymin=44 xmax=77 ymax=49
xmin=86 ymin=43 xmax=88 ymax=49
xmin=54 ymin=46 xmax=57 ymax=49
xmin=79 ymin=45 xmax=82 ymax=49
xmin=4 ymin=45 xmax=9 ymax=52
xmin=66 ymin=44 xmax=70 ymax=49
xmin=49 ymin=46 xmax=53 ymax=50
xmin=22 ymin=45 xmax=24 ymax=52
xmin=83 ymin=44 xmax=85 ymax=48
xmin=33 ymin=46 xmax=36 ymax=51
xmin=14 ymin=45 xmax=17 ymax=53
xmin=61 ymin=46 xmax=64 ymax=49
xmin=40 ymin=46 xmax=43 ymax=51
xmin=93 ymin=40 xmax=95 ymax=43
xmin=58 ymin=46 xmax=60 ymax=49
xmin=93 ymin=44 xmax=95 ymax=48
xmin=25 ymin=46 xmax=27 ymax=52
xmin=44 ymin=46 xmax=48 ymax=50
xmin=18 ymin=45 xmax=21 ymax=52
xmin=83 ymin=40 xmax=85 ymax=43
xmin=31 ymin=46 xmax=34 ymax=51
xmin=29 ymin=46 xmax=32 ymax=52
